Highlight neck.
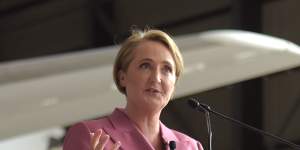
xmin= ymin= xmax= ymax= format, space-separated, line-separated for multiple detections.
xmin=125 ymin=104 xmax=164 ymax=150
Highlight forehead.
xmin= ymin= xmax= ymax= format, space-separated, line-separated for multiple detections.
xmin=131 ymin=40 xmax=175 ymax=63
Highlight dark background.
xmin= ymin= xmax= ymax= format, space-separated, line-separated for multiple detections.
xmin=1 ymin=0 xmax=300 ymax=62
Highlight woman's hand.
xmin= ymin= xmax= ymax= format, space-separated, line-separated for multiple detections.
xmin=90 ymin=129 xmax=121 ymax=150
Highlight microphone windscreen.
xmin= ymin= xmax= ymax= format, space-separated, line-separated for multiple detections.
xmin=188 ymin=98 xmax=200 ymax=109
xmin=169 ymin=141 xmax=176 ymax=149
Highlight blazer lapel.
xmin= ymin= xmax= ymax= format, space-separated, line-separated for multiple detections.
xmin=104 ymin=108 xmax=154 ymax=150
xmin=160 ymin=122 xmax=196 ymax=150
xmin=103 ymin=109 xmax=197 ymax=150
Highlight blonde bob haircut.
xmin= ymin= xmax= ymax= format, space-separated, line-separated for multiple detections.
xmin=113 ymin=29 xmax=184 ymax=94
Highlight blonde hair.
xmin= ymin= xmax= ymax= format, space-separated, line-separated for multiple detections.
xmin=113 ymin=29 xmax=184 ymax=94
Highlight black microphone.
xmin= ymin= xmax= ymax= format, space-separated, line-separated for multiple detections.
xmin=189 ymin=98 xmax=213 ymax=150
xmin=188 ymin=98 xmax=300 ymax=150
xmin=169 ymin=140 xmax=176 ymax=150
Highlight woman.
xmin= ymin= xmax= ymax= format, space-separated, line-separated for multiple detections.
xmin=63 ymin=29 xmax=203 ymax=150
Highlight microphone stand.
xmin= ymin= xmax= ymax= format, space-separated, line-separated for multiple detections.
xmin=204 ymin=109 xmax=212 ymax=150
xmin=188 ymin=98 xmax=300 ymax=150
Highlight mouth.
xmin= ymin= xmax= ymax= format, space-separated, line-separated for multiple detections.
xmin=145 ymin=88 xmax=161 ymax=94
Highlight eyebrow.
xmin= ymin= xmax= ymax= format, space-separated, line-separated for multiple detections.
xmin=139 ymin=58 xmax=174 ymax=67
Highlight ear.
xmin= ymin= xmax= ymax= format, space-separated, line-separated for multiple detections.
xmin=118 ymin=70 xmax=127 ymax=87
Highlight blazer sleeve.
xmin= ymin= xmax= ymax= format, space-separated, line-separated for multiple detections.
xmin=63 ymin=122 xmax=92 ymax=150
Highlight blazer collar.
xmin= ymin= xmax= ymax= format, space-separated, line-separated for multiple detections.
xmin=105 ymin=108 xmax=193 ymax=149
xmin=105 ymin=108 xmax=154 ymax=149
xmin=108 ymin=108 xmax=135 ymax=132
xmin=160 ymin=122 xmax=194 ymax=149
xmin=108 ymin=108 xmax=178 ymax=139
xmin=160 ymin=122 xmax=178 ymax=144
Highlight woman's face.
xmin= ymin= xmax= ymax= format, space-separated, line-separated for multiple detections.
xmin=119 ymin=40 xmax=176 ymax=112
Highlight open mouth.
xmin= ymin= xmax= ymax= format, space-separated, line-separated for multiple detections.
xmin=146 ymin=88 xmax=161 ymax=94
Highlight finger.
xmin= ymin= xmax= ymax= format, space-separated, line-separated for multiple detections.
xmin=90 ymin=133 xmax=94 ymax=139
xmin=112 ymin=141 xmax=121 ymax=150
xmin=90 ymin=129 xmax=102 ymax=150
xmin=95 ymin=134 xmax=109 ymax=150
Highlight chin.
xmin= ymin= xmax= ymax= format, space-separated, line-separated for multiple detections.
xmin=148 ymin=98 xmax=168 ymax=107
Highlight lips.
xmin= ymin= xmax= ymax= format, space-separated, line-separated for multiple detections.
xmin=146 ymin=88 xmax=161 ymax=93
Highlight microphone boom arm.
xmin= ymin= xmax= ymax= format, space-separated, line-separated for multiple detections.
xmin=188 ymin=98 xmax=300 ymax=150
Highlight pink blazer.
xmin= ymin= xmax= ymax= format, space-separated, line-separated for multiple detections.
xmin=63 ymin=108 xmax=203 ymax=150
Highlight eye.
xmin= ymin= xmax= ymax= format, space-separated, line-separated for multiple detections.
xmin=163 ymin=65 xmax=173 ymax=74
xmin=139 ymin=62 xmax=151 ymax=69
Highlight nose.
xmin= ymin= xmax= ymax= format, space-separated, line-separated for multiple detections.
xmin=150 ymin=67 xmax=162 ymax=83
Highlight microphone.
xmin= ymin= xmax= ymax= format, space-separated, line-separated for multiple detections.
xmin=189 ymin=98 xmax=213 ymax=150
xmin=188 ymin=98 xmax=300 ymax=150
xmin=169 ymin=141 xmax=176 ymax=150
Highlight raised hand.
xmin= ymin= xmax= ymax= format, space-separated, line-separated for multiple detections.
xmin=90 ymin=129 xmax=121 ymax=150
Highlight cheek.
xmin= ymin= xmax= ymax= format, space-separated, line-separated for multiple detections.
xmin=164 ymin=76 xmax=176 ymax=93
xmin=127 ymin=73 xmax=145 ymax=89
